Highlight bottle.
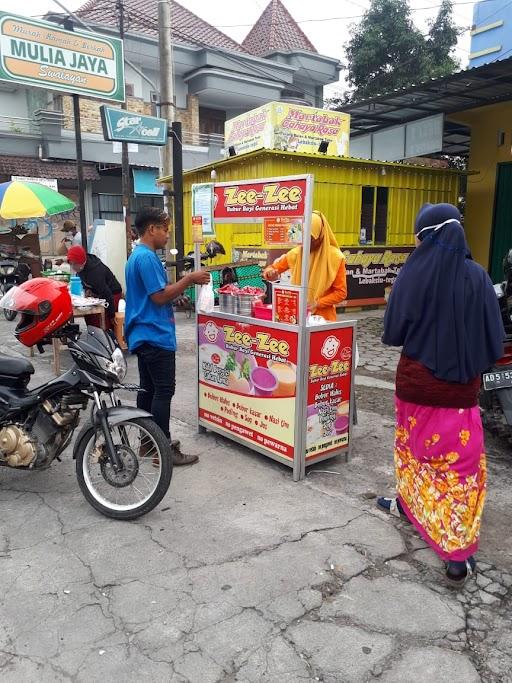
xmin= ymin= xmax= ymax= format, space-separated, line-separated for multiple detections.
xmin=69 ymin=275 xmax=83 ymax=296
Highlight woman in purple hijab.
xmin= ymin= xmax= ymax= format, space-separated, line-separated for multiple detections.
xmin=377 ymin=203 xmax=504 ymax=586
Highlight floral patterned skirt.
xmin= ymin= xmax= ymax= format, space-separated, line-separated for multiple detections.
xmin=394 ymin=397 xmax=487 ymax=561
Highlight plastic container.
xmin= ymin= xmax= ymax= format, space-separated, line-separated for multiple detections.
xmin=69 ymin=275 xmax=83 ymax=296
xmin=253 ymin=302 xmax=273 ymax=320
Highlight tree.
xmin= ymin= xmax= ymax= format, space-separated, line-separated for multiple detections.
xmin=340 ymin=0 xmax=460 ymax=103
xmin=425 ymin=0 xmax=460 ymax=79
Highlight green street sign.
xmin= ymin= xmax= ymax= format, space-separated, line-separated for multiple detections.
xmin=100 ymin=105 xmax=168 ymax=146
xmin=0 ymin=12 xmax=125 ymax=102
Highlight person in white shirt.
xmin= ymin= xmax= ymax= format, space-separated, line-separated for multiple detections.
xmin=60 ymin=220 xmax=83 ymax=249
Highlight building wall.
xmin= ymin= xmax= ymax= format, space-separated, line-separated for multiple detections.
xmin=0 ymin=87 xmax=29 ymax=123
xmin=61 ymin=93 xmax=200 ymax=138
xmin=469 ymin=0 xmax=512 ymax=67
xmin=450 ymin=101 xmax=512 ymax=268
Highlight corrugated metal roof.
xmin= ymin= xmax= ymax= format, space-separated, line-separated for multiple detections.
xmin=76 ymin=0 xmax=247 ymax=53
xmin=342 ymin=56 xmax=512 ymax=141
xmin=159 ymin=148 xmax=463 ymax=183
xmin=242 ymin=0 xmax=317 ymax=57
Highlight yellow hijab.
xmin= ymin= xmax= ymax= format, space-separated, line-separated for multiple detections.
xmin=287 ymin=211 xmax=344 ymax=304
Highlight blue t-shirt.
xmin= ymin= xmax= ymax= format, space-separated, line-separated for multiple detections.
xmin=125 ymin=244 xmax=176 ymax=352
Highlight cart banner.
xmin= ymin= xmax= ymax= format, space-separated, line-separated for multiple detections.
xmin=214 ymin=178 xmax=307 ymax=221
xmin=0 ymin=12 xmax=124 ymax=101
xmin=341 ymin=247 xmax=414 ymax=305
xmin=264 ymin=217 xmax=303 ymax=245
xmin=232 ymin=246 xmax=288 ymax=267
xmin=306 ymin=326 xmax=354 ymax=459
xmin=273 ymin=285 xmax=301 ymax=325
xmin=224 ymin=101 xmax=350 ymax=157
xmin=198 ymin=315 xmax=298 ymax=459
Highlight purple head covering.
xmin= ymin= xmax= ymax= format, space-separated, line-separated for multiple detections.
xmin=383 ymin=203 xmax=504 ymax=383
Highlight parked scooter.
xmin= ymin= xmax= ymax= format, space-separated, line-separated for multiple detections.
xmin=0 ymin=259 xmax=31 ymax=321
xmin=480 ymin=250 xmax=512 ymax=441
xmin=0 ymin=278 xmax=173 ymax=520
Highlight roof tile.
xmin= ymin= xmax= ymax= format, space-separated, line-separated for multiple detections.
xmin=0 ymin=156 xmax=99 ymax=182
xmin=77 ymin=0 xmax=247 ymax=52
xmin=242 ymin=0 xmax=317 ymax=57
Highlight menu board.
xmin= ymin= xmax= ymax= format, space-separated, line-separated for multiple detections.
xmin=306 ymin=326 xmax=354 ymax=460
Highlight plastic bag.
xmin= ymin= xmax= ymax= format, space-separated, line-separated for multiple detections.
xmin=197 ymin=281 xmax=214 ymax=313
xmin=307 ymin=314 xmax=326 ymax=326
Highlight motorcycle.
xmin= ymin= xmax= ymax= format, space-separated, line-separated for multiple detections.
xmin=0 ymin=259 xmax=31 ymax=321
xmin=0 ymin=279 xmax=173 ymax=520
xmin=480 ymin=251 xmax=512 ymax=442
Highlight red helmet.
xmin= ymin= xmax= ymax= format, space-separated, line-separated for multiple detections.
xmin=0 ymin=278 xmax=72 ymax=347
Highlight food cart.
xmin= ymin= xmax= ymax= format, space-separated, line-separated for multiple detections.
xmin=194 ymin=174 xmax=356 ymax=481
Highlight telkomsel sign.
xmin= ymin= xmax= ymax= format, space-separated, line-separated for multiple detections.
xmin=0 ymin=12 xmax=124 ymax=102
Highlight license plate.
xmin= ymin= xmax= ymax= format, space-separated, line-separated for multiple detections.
xmin=483 ymin=370 xmax=512 ymax=390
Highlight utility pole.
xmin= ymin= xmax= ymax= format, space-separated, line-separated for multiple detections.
xmin=63 ymin=17 xmax=87 ymax=248
xmin=117 ymin=0 xmax=131 ymax=256
xmin=171 ymin=121 xmax=184 ymax=260
xmin=157 ymin=0 xmax=176 ymax=256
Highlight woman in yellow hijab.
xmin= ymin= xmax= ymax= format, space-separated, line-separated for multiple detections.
xmin=263 ymin=211 xmax=347 ymax=321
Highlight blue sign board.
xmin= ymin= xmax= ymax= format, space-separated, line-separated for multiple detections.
xmin=100 ymin=105 xmax=168 ymax=146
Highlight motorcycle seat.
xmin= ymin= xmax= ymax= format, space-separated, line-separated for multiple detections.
xmin=0 ymin=356 xmax=34 ymax=377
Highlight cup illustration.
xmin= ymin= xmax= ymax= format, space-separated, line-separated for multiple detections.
xmin=251 ymin=366 xmax=278 ymax=397
xmin=267 ymin=361 xmax=296 ymax=397
xmin=335 ymin=415 xmax=349 ymax=435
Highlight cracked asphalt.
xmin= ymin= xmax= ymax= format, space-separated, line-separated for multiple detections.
xmin=0 ymin=312 xmax=511 ymax=682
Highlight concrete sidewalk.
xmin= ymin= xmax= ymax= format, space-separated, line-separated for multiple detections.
xmin=0 ymin=313 xmax=511 ymax=682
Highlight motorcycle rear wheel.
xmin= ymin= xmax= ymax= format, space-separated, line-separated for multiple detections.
xmin=75 ymin=417 xmax=173 ymax=520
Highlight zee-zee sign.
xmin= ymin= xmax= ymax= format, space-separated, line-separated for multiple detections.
xmin=214 ymin=178 xmax=307 ymax=221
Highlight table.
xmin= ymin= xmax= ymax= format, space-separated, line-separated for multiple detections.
xmin=46 ymin=305 xmax=107 ymax=375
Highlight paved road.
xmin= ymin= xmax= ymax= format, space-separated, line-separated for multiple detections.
xmin=0 ymin=312 xmax=510 ymax=682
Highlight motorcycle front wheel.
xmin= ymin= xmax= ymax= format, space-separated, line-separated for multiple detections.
xmin=75 ymin=417 xmax=173 ymax=520
xmin=3 ymin=307 xmax=16 ymax=321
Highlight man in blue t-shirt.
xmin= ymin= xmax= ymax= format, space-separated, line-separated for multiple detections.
xmin=126 ymin=207 xmax=209 ymax=465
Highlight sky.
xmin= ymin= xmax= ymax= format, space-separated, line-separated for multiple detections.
xmin=0 ymin=0 xmax=477 ymax=98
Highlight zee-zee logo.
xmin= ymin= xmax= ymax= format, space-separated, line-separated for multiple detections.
xmin=340 ymin=346 xmax=352 ymax=361
xmin=223 ymin=183 xmax=302 ymax=207
xmin=321 ymin=335 xmax=340 ymax=360
xmin=204 ymin=321 xmax=219 ymax=342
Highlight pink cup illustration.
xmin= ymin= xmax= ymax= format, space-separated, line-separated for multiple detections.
xmin=251 ymin=366 xmax=278 ymax=397
xmin=335 ymin=415 xmax=349 ymax=435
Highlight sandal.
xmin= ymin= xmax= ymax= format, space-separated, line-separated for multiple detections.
xmin=445 ymin=557 xmax=476 ymax=588
xmin=376 ymin=496 xmax=410 ymax=522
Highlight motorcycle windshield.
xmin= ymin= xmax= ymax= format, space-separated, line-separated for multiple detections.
xmin=82 ymin=327 xmax=116 ymax=356
xmin=0 ymin=284 xmax=40 ymax=313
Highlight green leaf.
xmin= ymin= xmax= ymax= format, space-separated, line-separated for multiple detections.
xmin=225 ymin=352 xmax=236 ymax=373
xmin=240 ymin=357 xmax=251 ymax=381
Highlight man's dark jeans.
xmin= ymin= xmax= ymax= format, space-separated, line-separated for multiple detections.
xmin=135 ymin=343 xmax=175 ymax=439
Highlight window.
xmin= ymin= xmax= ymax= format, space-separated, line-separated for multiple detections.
xmin=375 ymin=188 xmax=389 ymax=244
xmin=359 ymin=186 xmax=389 ymax=244
xmin=360 ymin=186 xmax=375 ymax=242
xmin=199 ymin=107 xmax=226 ymax=137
